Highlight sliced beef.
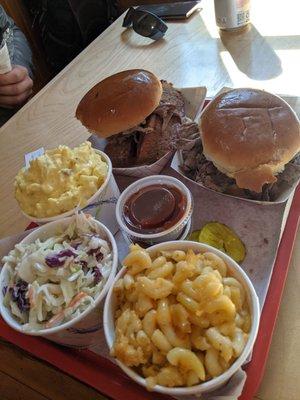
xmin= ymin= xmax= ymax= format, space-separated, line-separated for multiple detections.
xmin=156 ymin=80 xmax=185 ymax=121
xmin=137 ymin=114 xmax=162 ymax=165
xmin=135 ymin=81 xmax=185 ymax=164
xmin=261 ymin=155 xmax=300 ymax=200
xmin=104 ymin=134 xmax=135 ymax=168
xmin=104 ymin=81 xmax=186 ymax=167
xmin=181 ymin=138 xmax=300 ymax=201
xmin=181 ymin=139 xmax=237 ymax=193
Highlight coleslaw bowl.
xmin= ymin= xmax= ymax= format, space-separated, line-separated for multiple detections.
xmin=0 ymin=214 xmax=118 ymax=348
xmin=103 ymin=241 xmax=260 ymax=395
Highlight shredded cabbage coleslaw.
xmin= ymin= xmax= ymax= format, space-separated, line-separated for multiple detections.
xmin=2 ymin=213 xmax=112 ymax=331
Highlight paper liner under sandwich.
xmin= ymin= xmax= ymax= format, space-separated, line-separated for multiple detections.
xmin=172 ymin=88 xmax=300 ymax=204
xmin=89 ymin=86 xmax=207 ymax=178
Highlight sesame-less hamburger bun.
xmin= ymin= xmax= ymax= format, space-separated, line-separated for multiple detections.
xmin=200 ymin=89 xmax=300 ymax=193
xmin=76 ymin=69 xmax=162 ymax=138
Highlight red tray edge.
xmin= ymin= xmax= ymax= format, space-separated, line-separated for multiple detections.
xmin=0 ymin=320 xmax=173 ymax=400
xmin=240 ymin=186 xmax=300 ymax=399
xmin=1 ymin=187 xmax=299 ymax=399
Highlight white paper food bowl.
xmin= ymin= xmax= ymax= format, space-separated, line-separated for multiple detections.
xmin=103 ymin=241 xmax=260 ymax=395
xmin=20 ymin=149 xmax=112 ymax=224
xmin=0 ymin=215 xmax=118 ymax=348
xmin=115 ymin=175 xmax=193 ymax=245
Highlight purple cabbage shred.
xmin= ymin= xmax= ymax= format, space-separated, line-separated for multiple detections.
xmin=96 ymin=252 xmax=103 ymax=262
xmin=79 ymin=260 xmax=88 ymax=268
xmin=79 ymin=260 xmax=88 ymax=274
xmin=9 ymin=280 xmax=30 ymax=312
xmin=87 ymin=247 xmax=98 ymax=256
xmin=87 ymin=247 xmax=103 ymax=262
xmin=2 ymin=285 xmax=7 ymax=296
xmin=93 ymin=267 xmax=102 ymax=284
xmin=45 ymin=249 xmax=76 ymax=268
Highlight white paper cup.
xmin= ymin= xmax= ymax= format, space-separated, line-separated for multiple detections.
xmin=0 ymin=42 xmax=12 ymax=74
xmin=121 ymin=218 xmax=192 ymax=249
xmin=113 ymin=151 xmax=174 ymax=178
xmin=20 ymin=149 xmax=112 ymax=224
xmin=103 ymin=241 xmax=260 ymax=395
xmin=0 ymin=216 xmax=118 ymax=348
xmin=115 ymin=175 xmax=193 ymax=245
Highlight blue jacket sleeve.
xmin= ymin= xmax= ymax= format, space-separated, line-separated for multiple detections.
xmin=0 ymin=5 xmax=33 ymax=78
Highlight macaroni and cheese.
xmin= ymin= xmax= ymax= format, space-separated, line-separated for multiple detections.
xmin=15 ymin=142 xmax=108 ymax=218
xmin=111 ymin=245 xmax=251 ymax=389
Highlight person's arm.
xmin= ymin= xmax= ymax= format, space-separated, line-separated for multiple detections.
xmin=0 ymin=6 xmax=33 ymax=109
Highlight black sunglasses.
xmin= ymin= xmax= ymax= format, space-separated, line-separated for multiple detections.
xmin=122 ymin=7 xmax=168 ymax=40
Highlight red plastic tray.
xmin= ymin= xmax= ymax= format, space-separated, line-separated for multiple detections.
xmin=0 ymin=185 xmax=299 ymax=399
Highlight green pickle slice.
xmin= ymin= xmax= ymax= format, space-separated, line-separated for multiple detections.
xmin=187 ymin=229 xmax=202 ymax=242
xmin=188 ymin=222 xmax=246 ymax=263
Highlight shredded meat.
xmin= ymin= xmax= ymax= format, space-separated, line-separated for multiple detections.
xmin=104 ymin=81 xmax=186 ymax=167
xmin=180 ymin=136 xmax=300 ymax=201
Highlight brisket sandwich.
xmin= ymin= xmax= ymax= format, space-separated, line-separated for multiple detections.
xmin=182 ymin=88 xmax=300 ymax=201
xmin=76 ymin=69 xmax=187 ymax=167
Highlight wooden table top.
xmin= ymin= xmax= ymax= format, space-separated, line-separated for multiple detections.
xmin=0 ymin=0 xmax=299 ymax=399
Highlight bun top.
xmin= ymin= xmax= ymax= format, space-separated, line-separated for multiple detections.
xmin=76 ymin=69 xmax=162 ymax=138
xmin=200 ymin=88 xmax=300 ymax=192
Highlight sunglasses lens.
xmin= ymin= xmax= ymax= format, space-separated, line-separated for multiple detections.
xmin=133 ymin=12 xmax=167 ymax=39
xmin=122 ymin=7 xmax=135 ymax=27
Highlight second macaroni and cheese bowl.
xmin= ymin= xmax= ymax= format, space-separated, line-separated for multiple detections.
xmin=103 ymin=241 xmax=260 ymax=395
xmin=15 ymin=142 xmax=112 ymax=224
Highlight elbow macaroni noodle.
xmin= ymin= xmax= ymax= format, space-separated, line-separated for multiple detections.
xmin=111 ymin=245 xmax=251 ymax=389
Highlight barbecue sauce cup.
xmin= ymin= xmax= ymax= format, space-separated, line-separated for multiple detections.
xmin=115 ymin=175 xmax=193 ymax=245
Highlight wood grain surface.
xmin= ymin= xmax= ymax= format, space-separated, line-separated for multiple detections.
xmin=0 ymin=0 xmax=299 ymax=399
xmin=0 ymin=339 xmax=107 ymax=400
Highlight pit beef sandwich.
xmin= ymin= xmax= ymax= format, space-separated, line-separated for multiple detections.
xmin=76 ymin=69 xmax=194 ymax=167
xmin=181 ymin=88 xmax=300 ymax=201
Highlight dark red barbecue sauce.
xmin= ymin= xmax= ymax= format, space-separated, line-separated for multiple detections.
xmin=123 ymin=184 xmax=187 ymax=234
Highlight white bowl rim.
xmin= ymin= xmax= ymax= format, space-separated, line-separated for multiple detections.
xmin=0 ymin=215 xmax=118 ymax=336
xmin=20 ymin=148 xmax=112 ymax=223
xmin=103 ymin=240 xmax=260 ymax=395
xmin=115 ymin=175 xmax=193 ymax=239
